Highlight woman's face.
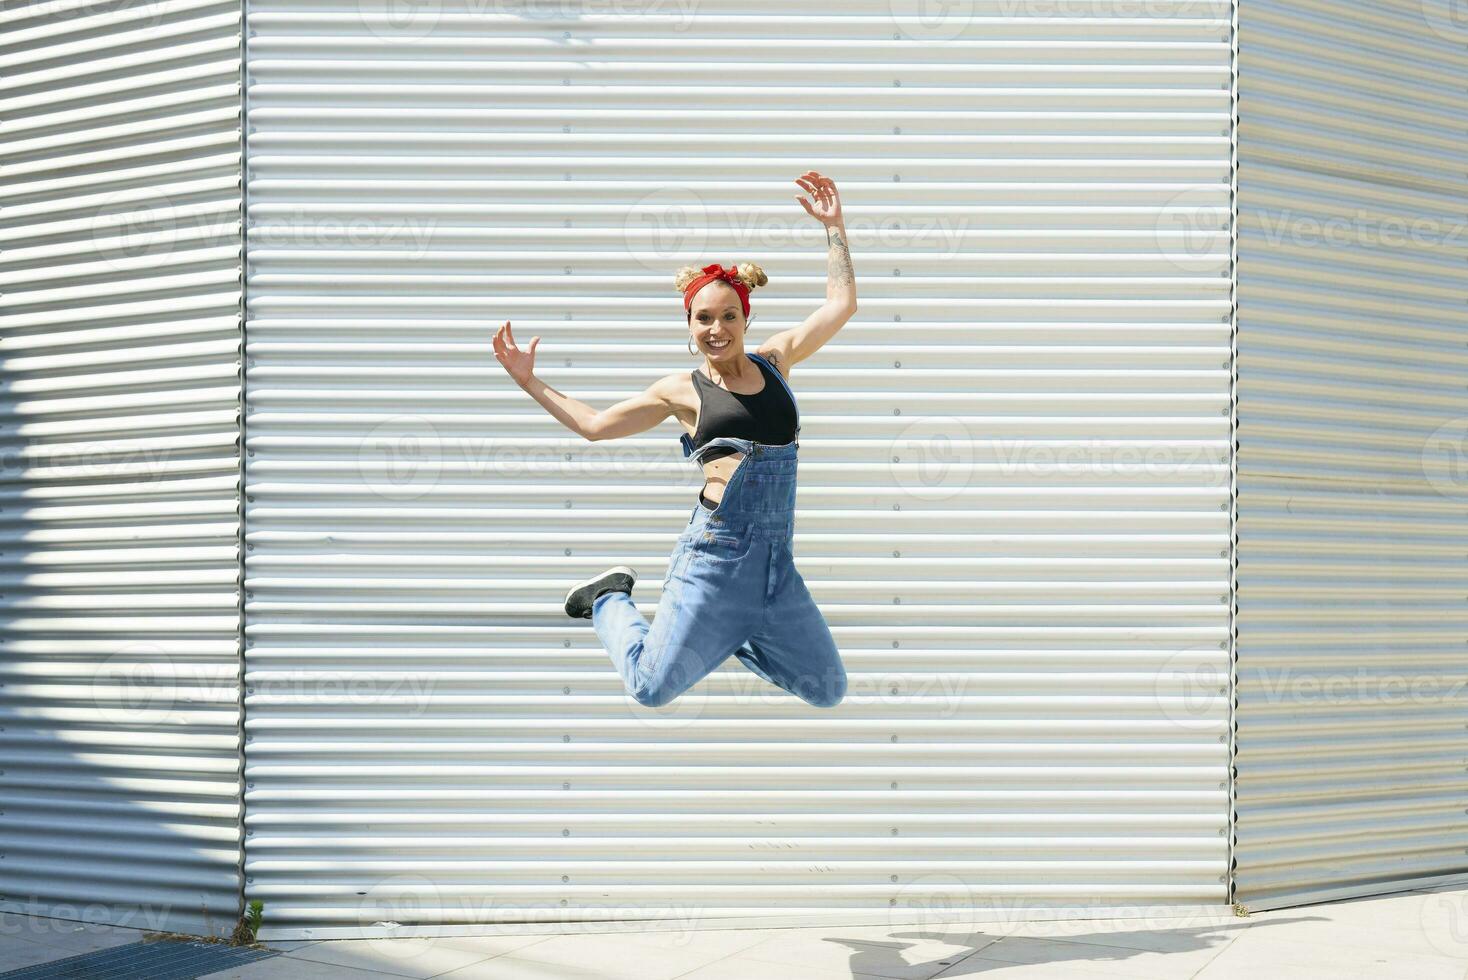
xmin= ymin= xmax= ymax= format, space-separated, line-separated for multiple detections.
xmin=687 ymin=281 xmax=747 ymax=360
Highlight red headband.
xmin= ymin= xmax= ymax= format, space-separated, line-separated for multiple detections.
xmin=682 ymin=263 xmax=751 ymax=318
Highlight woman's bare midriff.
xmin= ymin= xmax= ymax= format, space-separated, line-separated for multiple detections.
xmin=698 ymin=452 xmax=745 ymax=505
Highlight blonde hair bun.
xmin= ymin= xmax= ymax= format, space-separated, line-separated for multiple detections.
xmin=734 ymin=262 xmax=768 ymax=290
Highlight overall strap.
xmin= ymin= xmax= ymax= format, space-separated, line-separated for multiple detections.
xmin=747 ymin=350 xmax=801 ymax=434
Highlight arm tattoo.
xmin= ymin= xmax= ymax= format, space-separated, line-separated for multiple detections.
xmin=826 ymin=225 xmax=855 ymax=292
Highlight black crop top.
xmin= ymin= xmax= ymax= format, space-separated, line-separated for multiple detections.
xmin=687 ymin=352 xmax=798 ymax=461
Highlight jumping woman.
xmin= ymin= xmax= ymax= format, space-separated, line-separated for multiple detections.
xmin=492 ymin=170 xmax=857 ymax=708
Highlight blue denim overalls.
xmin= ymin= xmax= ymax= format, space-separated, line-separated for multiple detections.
xmin=591 ymin=353 xmax=846 ymax=708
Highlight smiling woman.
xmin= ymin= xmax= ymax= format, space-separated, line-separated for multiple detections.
xmin=493 ymin=170 xmax=857 ymax=710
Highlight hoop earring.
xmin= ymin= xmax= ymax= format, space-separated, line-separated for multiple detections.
xmin=687 ymin=335 xmax=697 ymax=355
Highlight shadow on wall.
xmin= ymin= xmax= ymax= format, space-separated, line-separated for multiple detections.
xmin=0 ymin=0 xmax=248 ymax=938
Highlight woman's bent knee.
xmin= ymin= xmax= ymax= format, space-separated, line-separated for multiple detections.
xmin=630 ymin=661 xmax=696 ymax=708
xmin=799 ymin=668 xmax=847 ymax=708
xmin=630 ymin=681 xmax=678 ymax=708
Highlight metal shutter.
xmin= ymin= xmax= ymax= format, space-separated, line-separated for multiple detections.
xmin=1234 ymin=0 xmax=1468 ymax=910
xmin=243 ymin=2 xmax=1236 ymax=937
xmin=0 ymin=0 xmax=245 ymax=936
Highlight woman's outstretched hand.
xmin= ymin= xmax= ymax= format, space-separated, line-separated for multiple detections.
xmin=492 ymin=320 xmax=539 ymax=388
xmin=795 ymin=171 xmax=844 ymax=228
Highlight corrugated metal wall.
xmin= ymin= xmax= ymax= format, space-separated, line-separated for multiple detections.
xmin=0 ymin=0 xmax=245 ymax=937
xmin=242 ymin=3 xmax=1236 ymax=936
xmin=1234 ymin=0 xmax=1468 ymax=910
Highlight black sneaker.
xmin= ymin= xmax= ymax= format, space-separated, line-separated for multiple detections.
xmin=563 ymin=565 xmax=637 ymax=619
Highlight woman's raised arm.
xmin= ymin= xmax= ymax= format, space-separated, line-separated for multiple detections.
xmin=760 ymin=171 xmax=858 ymax=369
xmin=493 ymin=320 xmax=677 ymax=441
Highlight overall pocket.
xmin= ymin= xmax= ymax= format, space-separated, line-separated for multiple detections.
xmin=689 ymin=527 xmax=755 ymax=565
